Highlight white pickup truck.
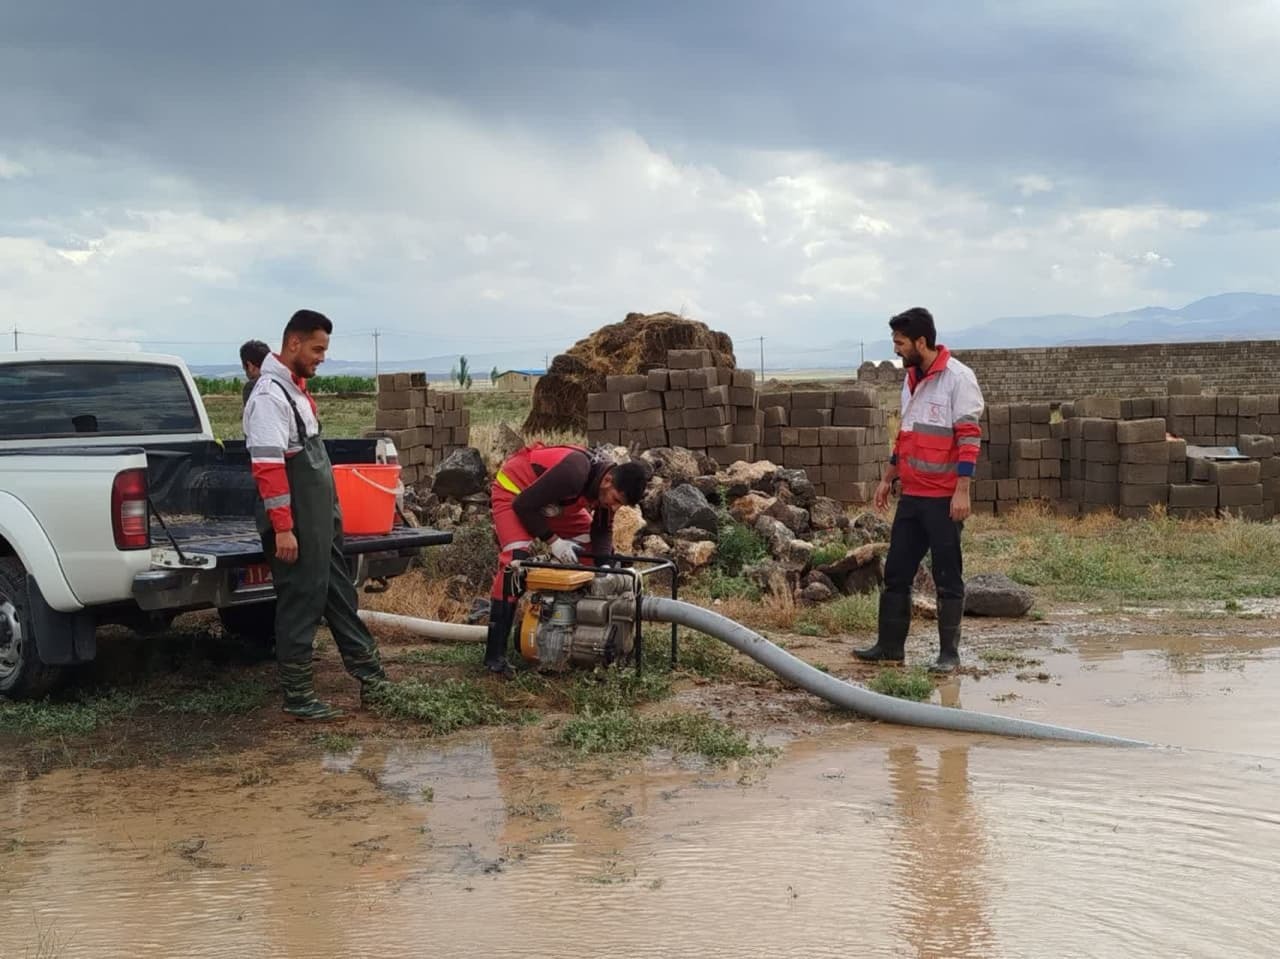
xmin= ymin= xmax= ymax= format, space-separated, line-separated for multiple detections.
xmin=0 ymin=352 xmax=449 ymax=699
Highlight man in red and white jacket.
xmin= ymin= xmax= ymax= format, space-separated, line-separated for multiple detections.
xmin=855 ymin=307 xmax=984 ymax=672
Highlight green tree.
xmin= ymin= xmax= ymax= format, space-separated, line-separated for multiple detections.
xmin=454 ymin=356 xmax=473 ymax=390
xmin=490 ymin=366 xmax=500 ymax=384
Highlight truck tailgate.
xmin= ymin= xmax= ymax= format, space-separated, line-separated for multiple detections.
xmin=150 ymin=517 xmax=452 ymax=568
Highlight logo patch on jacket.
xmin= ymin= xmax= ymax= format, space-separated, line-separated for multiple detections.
xmin=927 ymin=402 xmax=946 ymax=424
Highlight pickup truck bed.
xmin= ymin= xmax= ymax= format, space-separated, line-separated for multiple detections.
xmin=152 ymin=517 xmax=451 ymax=567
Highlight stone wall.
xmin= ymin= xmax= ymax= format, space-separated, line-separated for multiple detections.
xmin=920 ymin=340 xmax=1280 ymax=404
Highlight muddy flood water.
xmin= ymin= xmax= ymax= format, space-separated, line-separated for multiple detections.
xmin=4 ymin=623 xmax=1280 ymax=958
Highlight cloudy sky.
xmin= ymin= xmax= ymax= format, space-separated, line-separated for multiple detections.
xmin=2 ymin=1 xmax=1278 ymax=367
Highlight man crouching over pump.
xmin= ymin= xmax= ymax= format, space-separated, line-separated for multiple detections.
xmin=483 ymin=444 xmax=650 ymax=676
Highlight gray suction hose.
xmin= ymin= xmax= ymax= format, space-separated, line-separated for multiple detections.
xmin=642 ymin=596 xmax=1151 ymax=747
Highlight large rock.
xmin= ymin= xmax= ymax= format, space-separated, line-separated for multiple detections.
xmin=661 ymin=484 xmax=718 ymax=536
xmin=720 ymin=460 xmax=780 ymax=499
xmin=431 ymin=448 xmax=488 ymax=501
xmin=640 ymin=447 xmax=701 ymax=487
xmin=754 ymin=514 xmax=795 ymax=559
xmin=766 ymin=499 xmax=810 ymax=537
xmin=817 ymin=543 xmax=889 ymax=595
xmin=612 ymin=505 xmax=644 ymax=554
xmin=801 ymin=581 xmax=836 ymax=604
xmin=774 ymin=468 xmax=817 ymax=508
xmin=743 ymin=560 xmax=804 ymax=598
xmin=730 ymin=492 xmax=776 ymax=526
xmin=964 ymin=573 xmax=1035 ymax=617
xmin=640 ymin=477 xmax=670 ymax=525
xmin=848 ymin=511 xmax=891 ymax=546
xmin=641 ymin=535 xmax=673 ymax=557
xmin=803 ymin=570 xmax=838 ymax=594
xmin=782 ymin=538 xmax=815 ymax=567
xmin=673 ymin=539 xmax=717 ymax=574
xmin=809 ymin=496 xmax=845 ymax=531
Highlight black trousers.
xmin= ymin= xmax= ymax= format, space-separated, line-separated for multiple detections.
xmin=883 ymin=494 xmax=965 ymax=601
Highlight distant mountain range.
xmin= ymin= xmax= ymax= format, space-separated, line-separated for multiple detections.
xmin=188 ymin=292 xmax=1280 ymax=377
xmin=948 ymin=292 xmax=1280 ymax=349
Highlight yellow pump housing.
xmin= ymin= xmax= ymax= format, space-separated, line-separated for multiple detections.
xmin=513 ymin=567 xmax=638 ymax=671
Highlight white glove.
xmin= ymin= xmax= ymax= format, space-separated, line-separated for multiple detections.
xmin=548 ymin=537 xmax=581 ymax=564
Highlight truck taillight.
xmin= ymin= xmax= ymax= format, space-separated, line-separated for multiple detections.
xmin=112 ymin=469 xmax=150 ymax=550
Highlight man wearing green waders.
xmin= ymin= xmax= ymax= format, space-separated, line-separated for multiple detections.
xmin=243 ymin=309 xmax=389 ymax=720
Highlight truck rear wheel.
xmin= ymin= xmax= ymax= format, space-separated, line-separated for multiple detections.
xmin=218 ymin=601 xmax=277 ymax=657
xmin=0 ymin=558 xmax=64 ymax=700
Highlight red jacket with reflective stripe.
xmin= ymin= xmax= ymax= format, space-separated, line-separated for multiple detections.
xmin=892 ymin=346 xmax=985 ymax=497
xmin=494 ymin=444 xmax=613 ymax=553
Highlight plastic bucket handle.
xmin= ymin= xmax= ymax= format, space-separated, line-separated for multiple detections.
xmin=350 ymin=468 xmax=400 ymax=496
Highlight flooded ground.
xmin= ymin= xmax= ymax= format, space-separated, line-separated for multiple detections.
xmin=4 ymin=612 xmax=1280 ymax=958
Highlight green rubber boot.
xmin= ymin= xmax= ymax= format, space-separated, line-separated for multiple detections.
xmin=280 ymin=662 xmax=345 ymax=721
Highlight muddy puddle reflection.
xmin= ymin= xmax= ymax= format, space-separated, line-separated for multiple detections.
xmin=4 ymin=634 xmax=1280 ymax=958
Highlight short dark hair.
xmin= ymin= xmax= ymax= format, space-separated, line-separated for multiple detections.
xmin=889 ymin=307 xmax=936 ymax=349
xmin=239 ymin=339 xmax=270 ymax=367
xmin=610 ymin=461 xmax=650 ymax=506
xmin=283 ymin=309 xmax=333 ymax=342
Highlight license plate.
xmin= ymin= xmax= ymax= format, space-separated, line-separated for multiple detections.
xmin=234 ymin=563 xmax=273 ymax=590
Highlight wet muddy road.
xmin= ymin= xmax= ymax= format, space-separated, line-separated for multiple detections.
xmin=4 ymin=623 xmax=1279 ymax=958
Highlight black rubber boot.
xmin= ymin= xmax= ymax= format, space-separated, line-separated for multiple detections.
xmin=483 ymin=599 xmax=516 ymax=677
xmin=854 ymin=591 xmax=912 ymax=662
xmin=930 ymin=596 xmax=964 ymax=673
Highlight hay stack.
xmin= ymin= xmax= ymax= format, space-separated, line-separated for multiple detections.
xmin=523 ymin=312 xmax=736 ymax=433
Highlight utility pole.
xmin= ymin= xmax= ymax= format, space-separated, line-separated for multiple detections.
xmin=860 ymin=340 xmax=865 ymax=365
xmin=758 ymin=336 xmax=765 ymax=380
xmin=372 ymin=328 xmax=381 ymax=379
xmin=12 ymin=327 xmax=17 ymax=351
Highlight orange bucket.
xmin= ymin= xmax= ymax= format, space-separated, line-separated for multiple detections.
xmin=332 ymin=463 xmax=402 ymax=535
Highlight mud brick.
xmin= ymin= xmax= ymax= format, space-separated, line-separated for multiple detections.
xmin=1193 ymin=415 xmax=1216 ymax=435
xmin=714 ymin=367 xmax=737 ymax=387
xmin=1079 ymin=418 xmax=1117 ymax=442
xmin=684 ymin=427 xmax=707 ymax=447
xmin=986 ymin=443 xmax=1010 ymax=464
xmin=1238 ymin=434 xmax=1275 ymax=458
xmin=762 ymin=426 xmax=783 ymax=446
xmin=376 ymin=389 xmax=411 ymax=410
xmin=1039 ymin=438 xmax=1064 ymax=459
xmin=730 ymin=369 xmax=756 ymax=389
xmin=728 ymin=387 xmax=757 ymax=408
xmin=1119 ymin=398 xmax=1137 ymax=419
xmin=1171 ymin=395 xmax=1217 ymax=416
xmin=797 ymin=427 xmax=822 ymax=447
xmin=1002 ymin=403 xmax=1026 ymax=424
xmin=605 ymin=411 xmax=627 ymax=430
xmin=1119 ymin=463 xmax=1169 ymax=485
xmin=1168 ymin=483 xmax=1217 ymax=508
xmin=606 ymin=374 xmax=647 ymax=393
xmin=443 ymin=410 xmax=463 ymax=428
xmin=1151 ymin=397 xmax=1169 ymax=418
xmin=1085 ymin=442 xmax=1119 ymax=464
xmin=1263 ymin=414 xmax=1280 ymax=433
xmin=732 ymin=425 xmax=761 ymax=444
xmin=663 ymin=391 xmax=686 ymax=411
xmin=1167 ymin=374 xmax=1202 ymax=395
xmin=703 ymin=385 xmax=731 ymax=406
xmin=621 ymin=391 xmax=661 ymax=415
xmin=1043 ymin=479 xmax=1063 ymax=499
xmin=1120 ymin=441 xmax=1171 ymax=465
xmin=1187 ymin=458 xmax=1211 ymax=482
xmin=1014 ymin=479 xmax=1040 ymax=498
xmin=1075 ymin=396 xmax=1122 ymax=419
xmin=587 ymin=392 xmax=619 ymax=413
xmin=1169 ymin=415 xmax=1194 ymax=437
xmin=1082 ymin=480 xmax=1119 ymax=505
xmin=1013 ymin=438 xmax=1040 ymax=459
xmin=1168 ymin=461 xmax=1188 ymax=484
xmin=587 ymin=412 xmax=606 ymax=431
xmin=836 ymin=427 xmax=868 ymax=446
xmin=376 ymin=373 xmax=398 ymax=392
xmin=823 ymin=446 xmax=865 ymax=465
xmin=982 ymin=404 xmax=1007 ymax=426
xmin=641 ymin=427 xmax=664 ymax=446
xmin=732 ymin=406 xmax=762 ymax=425
xmin=1219 ymin=483 xmax=1263 ymax=507
xmin=1166 ymin=437 xmax=1187 ymax=460
xmin=1265 ymin=476 xmax=1280 ymax=499
xmin=985 ymin=423 xmax=1010 ymax=444
xmin=1263 ymin=457 xmax=1280 ymax=479
xmin=1131 ymin=398 xmax=1156 ymax=418
xmin=626 ymin=408 xmax=664 ymax=431
xmin=760 ymin=391 xmax=792 ymax=411
xmin=666 ymin=369 xmax=689 ymax=390
xmin=758 ymin=445 xmax=784 ymax=464
xmin=1239 ymin=415 xmax=1261 ymax=435
xmin=792 ymin=409 xmax=833 ymax=428
xmin=1118 ymin=483 xmax=1167 ymax=507
xmin=680 ymin=389 xmax=704 ymax=410
xmin=847 ymin=463 xmax=883 ymax=482
xmin=1237 ymin=395 xmax=1260 ymax=417
xmin=666 ymin=428 xmax=688 ymax=447
xmin=1116 ymin=418 xmax=1165 ymax=445
xmin=1028 ymin=423 xmax=1049 ymax=440
xmin=1009 ymin=422 xmax=1031 ymax=442
xmin=818 ymin=426 xmax=841 ymax=447
xmin=1040 ymin=458 xmax=1062 ymax=478
xmin=666 ymin=349 xmax=712 ymax=369
xmin=1012 ymin=458 xmax=1039 ymax=479
xmin=709 ymin=444 xmax=755 ymax=464
xmin=646 ymin=369 xmax=670 ymax=392
xmin=973 ymin=479 xmax=997 ymax=501
xmin=1210 ymin=460 xmax=1261 ymax=485
xmin=390 ymin=373 xmax=411 ymax=391
xmin=586 ymin=429 xmax=612 ymax=446
xmin=1049 ymin=421 xmax=1066 ymax=440
xmin=784 ymin=447 xmax=822 ymax=467
xmin=1025 ymin=402 xmax=1050 ymax=424
xmin=833 ymin=407 xmax=882 ymax=428
xmin=1260 ymin=394 xmax=1280 ymax=415
xmin=681 ymin=407 xmax=716 ymax=429
xmin=1212 ymin=416 xmax=1236 ymax=436
xmin=763 ymin=406 xmax=788 ymax=427
xmin=1214 ymin=395 xmax=1238 ymax=416
xmin=683 ymin=369 xmax=711 ymax=390
xmin=792 ymin=390 xmax=835 ymax=410
xmin=374 ymin=409 xmax=416 ymax=430
xmin=779 ymin=427 xmax=800 ymax=446
xmin=995 ymin=478 xmax=1019 ymax=500
xmin=833 ymin=388 xmax=876 ymax=408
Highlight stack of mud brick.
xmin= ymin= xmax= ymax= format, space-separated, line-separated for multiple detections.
xmin=370 ymin=373 xmax=471 ymax=486
xmin=585 ymin=349 xmax=760 ymax=465
xmin=970 ymin=402 xmax=1056 ymax=514
xmin=756 ymin=387 xmax=889 ymax=504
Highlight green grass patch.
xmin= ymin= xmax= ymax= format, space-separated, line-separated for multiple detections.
xmin=398 ymin=644 xmax=486 ymax=668
xmin=0 ymin=691 xmax=142 ymax=736
xmin=462 ymin=390 xmax=533 ymax=426
xmin=866 ymin=667 xmax=934 ymax=701
xmin=316 ymin=733 xmax=358 ymax=753
xmin=700 ymin=570 xmax=762 ymax=601
xmin=557 ymin=709 xmax=764 ymax=762
xmin=164 ymin=679 xmax=270 ymax=715
xmin=808 ymin=541 xmax=850 ymax=567
xmin=796 ymin=593 xmax=878 ymax=636
xmin=366 ymin=678 xmax=508 ymax=733
xmin=665 ymin=632 xmax=772 ymax=683
xmin=977 ymin=649 xmax=1043 ymax=669
xmin=568 ymin=667 xmax=672 ymax=713
xmin=713 ymin=518 xmax=768 ymax=576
